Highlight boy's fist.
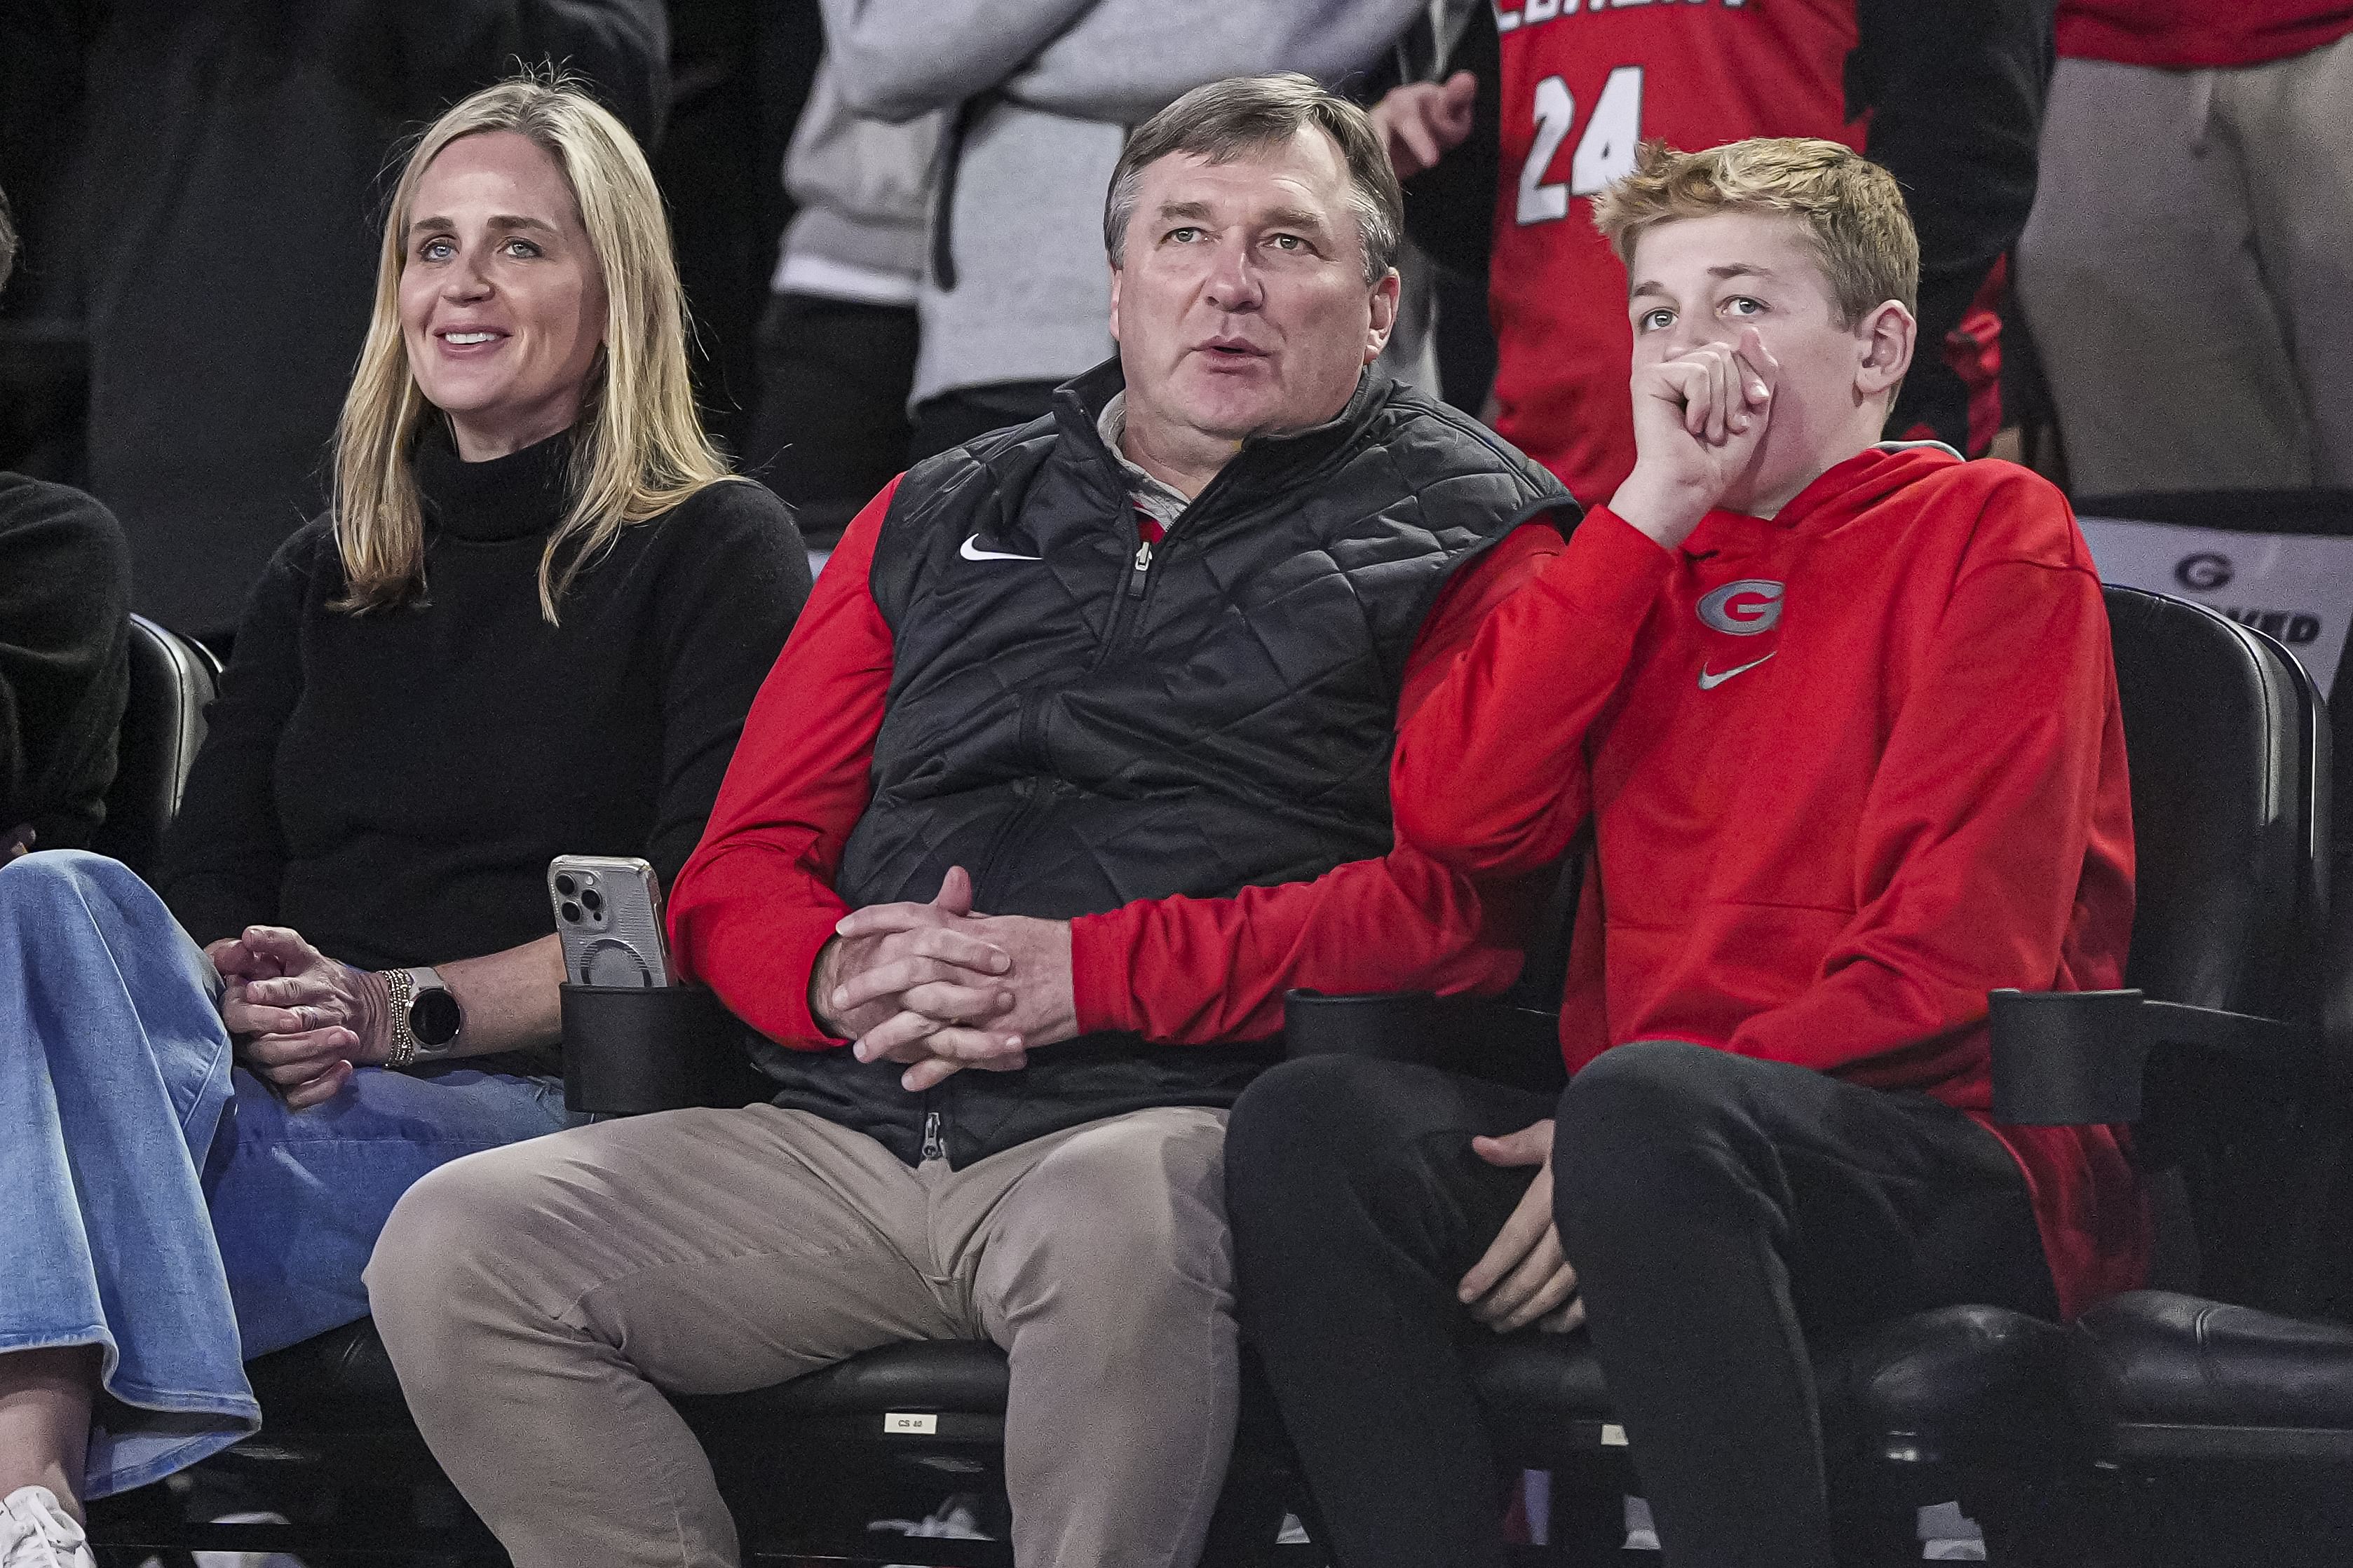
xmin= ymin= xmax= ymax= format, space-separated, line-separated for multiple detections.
xmin=1612 ymin=326 xmax=1779 ymax=550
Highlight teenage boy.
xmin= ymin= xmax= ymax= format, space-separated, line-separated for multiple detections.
xmin=1226 ymin=137 xmax=2150 ymax=1568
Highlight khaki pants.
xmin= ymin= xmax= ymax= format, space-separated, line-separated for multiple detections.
xmin=2017 ymin=36 xmax=2353 ymax=493
xmin=365 ymin=1104 xmax=1236 ymax=1568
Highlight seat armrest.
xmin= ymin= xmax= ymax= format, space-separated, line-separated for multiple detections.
xmin=561 ymin=983 xmax=761 ymax=1114
xmin=1284 ymin=988 xmax=1444 ymax=1062
xmin=1990 ymin=988 xmax=2310 ymax=1125
xmin=1284 ymin=989 xmax=1566 ymax=1094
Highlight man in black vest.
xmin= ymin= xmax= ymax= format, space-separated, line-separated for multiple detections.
xmin=370 ymin=74 xmax=1569 ymax=1568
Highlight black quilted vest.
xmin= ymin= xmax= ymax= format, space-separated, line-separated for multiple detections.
xmin=751 ymin=360 xmax=1568 ymax=1165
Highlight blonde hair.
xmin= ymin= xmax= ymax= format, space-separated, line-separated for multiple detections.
xmin=1591 ymin=137 xmax=1919 ymax=327
xmin=332 ymin=74 xmax=733 ymax=621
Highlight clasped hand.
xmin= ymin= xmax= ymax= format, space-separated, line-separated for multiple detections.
xmin=208 ymin=925 xmax=391 ymax=1109
xmin=812 ymin=866 xmax=1077 ymax=1093
xmin=1458 ymin=1119 xmax=1585 ymax=1335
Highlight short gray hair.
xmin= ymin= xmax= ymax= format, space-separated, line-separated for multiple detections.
xmin=1104 ymin=74 xmax=1403 ymax=286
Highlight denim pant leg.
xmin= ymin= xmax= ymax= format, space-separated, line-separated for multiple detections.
xmin=206 ymin=1061 xmax=578 ymax=1360
xmin=0 ymin=851 xmax=255 ymax=1499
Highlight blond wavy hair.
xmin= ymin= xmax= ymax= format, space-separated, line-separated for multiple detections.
xmin=332 ymin=75 xmax=733 ymax=621
xmin=1591 ymin=137 xmax=1918 ymax=327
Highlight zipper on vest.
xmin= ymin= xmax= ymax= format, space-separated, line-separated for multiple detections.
xmin=1125 ymin=537 xmax=1154 ymax=597
xmin=921 ymin=1109 xmax=945 ymax=1162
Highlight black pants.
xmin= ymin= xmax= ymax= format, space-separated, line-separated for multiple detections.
xmin=744 ymin=293 xmax=918 ymax=551
xmin=1226 ymin=1044 xmax=2060 ymax=1568
xmin=907 ymin=378 xmax=1062 ymax=465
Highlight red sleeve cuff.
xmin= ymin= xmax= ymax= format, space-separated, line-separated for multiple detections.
xmin=1541 ymin=506 xmax=1677 ymax=625
xmin=1068 ymin=908 xmax=1139 ymax=1036
xmin=771 ymin=906 xmax=852 ymax=1048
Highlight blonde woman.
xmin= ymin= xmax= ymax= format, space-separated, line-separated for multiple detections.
xmin=0 ymin=78 xmax=808 ymax=1566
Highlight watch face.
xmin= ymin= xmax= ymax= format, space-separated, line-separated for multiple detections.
xmin=412 ymin=986 xmax=463 ymax=1047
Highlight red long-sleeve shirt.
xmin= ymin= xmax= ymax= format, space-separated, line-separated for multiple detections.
xmin=668 ymin=477 xmax=1561 ymax=1053
xmin=1392 ymin=445 xmax=2149 ymax=1320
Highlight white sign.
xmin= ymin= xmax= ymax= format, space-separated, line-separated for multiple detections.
xmin=2077 ymin=516 xmax=2353 ymax=693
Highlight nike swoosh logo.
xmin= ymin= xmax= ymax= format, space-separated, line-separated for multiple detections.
xmin=1697 ymin=653 xmax=1775 ymax=690
xmin=960 ymin=534 xmax=1043 ymax=563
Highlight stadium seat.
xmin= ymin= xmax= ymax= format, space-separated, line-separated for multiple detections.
xmin=90 ymin=613 xmax=219 ymax=878
xmin=1994 ymin=654 xmax=2353 ymax=1568
xmin=86 ymin=586 xmax=2324 ymax=1564
xmin=92 ymin=1246 xmax=1308 ymax=1565
xmin=90 ymin=960 xmax=1313 ymax=1566
xmin=1280 ymin=585 xmax=2330 ymax=1563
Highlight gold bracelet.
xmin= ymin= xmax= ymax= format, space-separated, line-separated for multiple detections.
xmin=379 ymin=967 xmax=418 ymax=1070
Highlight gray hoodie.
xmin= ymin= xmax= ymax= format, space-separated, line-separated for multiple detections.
xmin=818 ymin=0 xmax=1427 ymax=407
xmin=773 ymin=60 xmax=942 ymax=306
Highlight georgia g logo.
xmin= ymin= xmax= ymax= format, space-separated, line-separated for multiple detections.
xmin=1697 ymin=579 xmax=1785 ymax=636
xmin=2174 ymin=553 xmax=2233 ymax=591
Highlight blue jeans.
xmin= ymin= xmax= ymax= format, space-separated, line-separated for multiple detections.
xmin=0 ymin=852 xmax=575 ymax=1497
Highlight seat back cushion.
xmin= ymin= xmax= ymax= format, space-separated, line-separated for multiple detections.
xmin=2106 ymin=586 xmax=2329 ymax=1301
xmin=92 ymin=615 xmax=215 ymax=878
xmin=2106 ymin=585 xmax=2324 ymax=1016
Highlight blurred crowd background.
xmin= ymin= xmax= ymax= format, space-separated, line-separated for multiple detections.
xmin=1 ymin=0 xmax=2346 ymax=651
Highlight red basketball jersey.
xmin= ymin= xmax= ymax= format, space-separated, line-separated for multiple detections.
xmin=1489 ymin=0 xmax=1864 ymax=505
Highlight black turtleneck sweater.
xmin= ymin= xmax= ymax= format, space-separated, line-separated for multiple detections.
xmin=156 ymin=428 xmax=810 ymax=972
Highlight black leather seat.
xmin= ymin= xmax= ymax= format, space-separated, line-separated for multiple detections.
xmin=1282 ymin=586 xmax=2329 ymax=1560
xmin=109 ymin=1066 xmax=1296 ymax=1560
xmin=1998 ymin=639 xmax=2353 ymax=1566
xmin=90 ymin=613 xmax=219 ymax=877
xmin=231 ymin=1320 xmax=1026 ymax=1451
xmin=2070 ymin=1292 xmax=2353 ymax=1462
xmin=92 ymin=585 xmax=2319 ymax=1565
xmin=194 ymin=1324 xmax=1301 ymax=1564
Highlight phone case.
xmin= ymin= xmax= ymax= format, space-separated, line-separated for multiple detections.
xmin=549 ymin=855 xmax=671 ymax=988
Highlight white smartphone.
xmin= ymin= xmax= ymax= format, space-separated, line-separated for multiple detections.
xmin=548 ymin=855 xmax=672 ymax=988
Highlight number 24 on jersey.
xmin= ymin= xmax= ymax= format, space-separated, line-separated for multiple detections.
xmin=1517 ymin=67 xmax=1644 ymax=226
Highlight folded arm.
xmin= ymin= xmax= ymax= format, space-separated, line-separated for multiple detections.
xmin=1003 ymin=0 xmax=1430 ymax=125
xmin=816 ymin=0 xmax=1098 ymax=121
xmin=1076 ymin=522 xmax=1566 ymax=1044
xmin=667 ymin=481 xmax=902 ymax=1047
xmin=1392 ymin=507 xmax=1669 ymax=878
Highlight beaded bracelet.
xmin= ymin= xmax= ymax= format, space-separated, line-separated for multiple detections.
xmin=379 ymin=965 xmax=419 ymax=1070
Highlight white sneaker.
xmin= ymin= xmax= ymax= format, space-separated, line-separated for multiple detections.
xmin=0 ymin=1487 xmax=95 ymax=1568
xmin=191 ymin=1510 xmax=308 ymax=1568
xmin=869 ymin=1492 xmax=990 ymax=1568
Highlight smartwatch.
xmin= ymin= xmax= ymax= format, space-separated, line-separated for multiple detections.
xmin=382 ymin=966 xmax=464 ymax=1068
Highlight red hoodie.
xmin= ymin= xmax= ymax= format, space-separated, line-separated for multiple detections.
xmin=1392 ymin=446 xmax=2149 ymax=1320
xmin=2058 ymin=0 xmax=2353 ymax=70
